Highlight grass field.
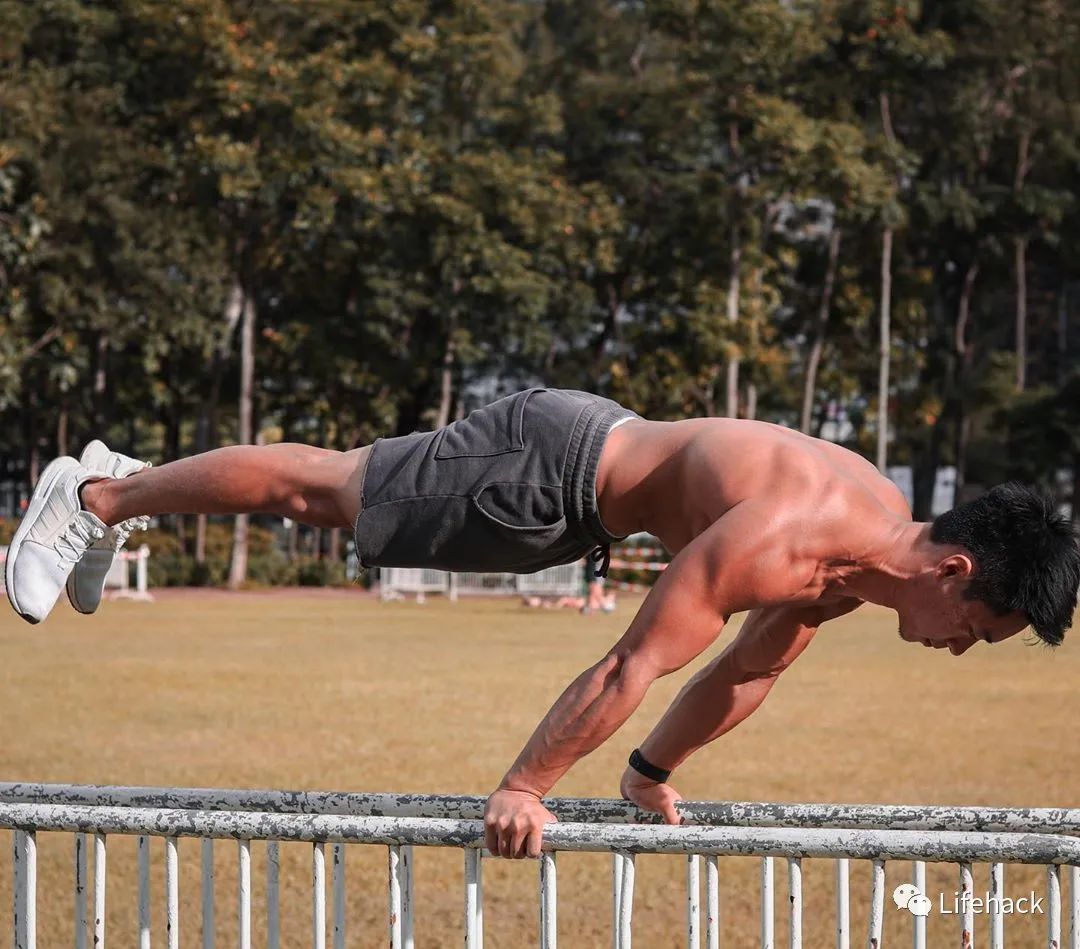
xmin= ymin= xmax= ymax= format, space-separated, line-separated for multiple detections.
xmin=0 ymin=589 xmax=1076 ymax=947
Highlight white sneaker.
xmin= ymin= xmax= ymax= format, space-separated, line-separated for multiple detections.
xmin=66 ymin=441 xmax=151 ymax=615
xmin=5 ymin=457 xmax=107 ymax=624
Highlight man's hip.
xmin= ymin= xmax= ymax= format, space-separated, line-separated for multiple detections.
xmin=353 ymin=388 xmax=638 ymax=573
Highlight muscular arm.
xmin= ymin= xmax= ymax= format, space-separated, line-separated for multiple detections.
xmin=635 ymin=599 xmax=862 ymax=776
xmin=496 ymin=503 xmax=816 ymax=801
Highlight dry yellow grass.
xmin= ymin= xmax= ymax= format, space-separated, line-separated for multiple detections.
xmin=0 ymin=590 xmax=1076 ymax=947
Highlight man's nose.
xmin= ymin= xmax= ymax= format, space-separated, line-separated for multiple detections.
xmin=949 ymin=638 xmax=976 ymax=656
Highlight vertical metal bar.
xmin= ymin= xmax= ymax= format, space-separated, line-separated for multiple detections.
xmin=465 ymin=849 xmax=483 ymax=949
xmin=617 ymin=852 xmax=636 ymax=949
xmin=389 ymin=846 xmax=403 ymax=949
xmin=613 ymin=852 xmax=625 ymax=949
xmin=402 ymin=845 xmax=414 ymax=949
xmin=687 ymin=855 xmax=700 ymax=949
xmin=960 ymin=862 xmax=974 ymax=949
xmin=540 ymin=851 xmax=557 ymax=949
xmin=332 ymin=844 xmax=346 ymax=949
xmin=705 ymin=856 xmax=719 ymax=949
xmin=1069 ymin=865 xmax=1079 ymax=949
xmin=13 ymin=829 xmax=23 ymax=949
xmin=761 ymin=856 xmax=774 ymax=949
xmin=867 ymin=859 xmax=884 ymax=949
xmin=1049 ymin=865 xmax=1062 ymax=949
xmin=836 ymin=859 xmax=850 ymax=949
xmin=137 ymin=835 xmax=150 ymax=949
xmin=313 ymin=842 xmax=326 ymax=949
xmin=990 ymin=863 xmax=1004 ymax=949
xmin=94 ymin=832 xmax=107 ymax=949
xmin=238 ymin=840 xmax=251 ymax=949
xmin=75 ymin=833 xmax=89 ymax=949
xmin=13 ymin=830 xmax=35 ymax=949
xmin=266 ymin=842 xmax=280 ymax=949
xmin=165 ymin=836 xmax=179 ymax=949
xmin=913 ymin=862 xmax=926 ymax=949
xmin=201 ymin=838 xmax=214 ymax=949
xmin=788 ymin=858 xmax=802 ymax=949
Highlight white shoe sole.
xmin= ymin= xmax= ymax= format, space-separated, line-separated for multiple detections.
xmin=5 ymin=457 xmax=79 ymax=624
xmin=65 ymin=560 xmax=96 ymax=615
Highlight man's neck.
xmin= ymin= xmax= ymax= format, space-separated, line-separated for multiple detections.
xmin=836 ymin=522 xmax=939 ymax=609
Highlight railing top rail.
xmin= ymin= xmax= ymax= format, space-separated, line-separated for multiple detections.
xmin=0 ymin=782 xmax=1077 ymax=835
xmin=1 ymin=802 xmax=1078 ymax=864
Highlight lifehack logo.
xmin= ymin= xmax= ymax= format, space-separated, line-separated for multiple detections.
xmin=892 ymin=883 xmax=1045 ymax=917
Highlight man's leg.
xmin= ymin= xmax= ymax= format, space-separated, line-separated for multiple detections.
xmin=79 ymin=443 xmax=370 ymax=530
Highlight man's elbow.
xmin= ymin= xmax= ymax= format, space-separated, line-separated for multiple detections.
xmin=727 ymin=652 xmax=789 ymax=685
xmin=601 ymin=649 xmax=660 ymax=695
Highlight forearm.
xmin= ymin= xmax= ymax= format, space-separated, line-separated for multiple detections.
xmin=639 ymin=652 xmax=777 ymax=771
xmin=500 ymin=653 xmax=653 ymax=796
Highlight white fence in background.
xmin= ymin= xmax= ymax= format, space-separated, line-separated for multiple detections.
xmin=1 ymin=782 xmax=1078 ymax=949
xmin=380 ymin=562 xmax=585 ymax=602
xmin=104 ymin=544 xmax=153 ymax=602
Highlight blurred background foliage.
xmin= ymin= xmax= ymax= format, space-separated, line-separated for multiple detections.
xmin=2 ymin=0 xmax=1079 ymax=583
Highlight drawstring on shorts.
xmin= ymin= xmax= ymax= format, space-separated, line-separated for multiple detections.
xmin=590 ymin=544 xmax=611 ymax=579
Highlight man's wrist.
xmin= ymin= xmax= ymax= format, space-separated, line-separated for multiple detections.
xmin=497 ymin=773 xmax=545 ymax=798
xmin=628 ymin=748 xmax=672 ymax=784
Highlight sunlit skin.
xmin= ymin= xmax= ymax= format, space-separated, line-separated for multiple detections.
xmin=79 ymin=415 xmax=1039 ymax=859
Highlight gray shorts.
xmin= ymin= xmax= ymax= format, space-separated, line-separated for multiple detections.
xmin=353 ymin=388 xmax=638 ymax=573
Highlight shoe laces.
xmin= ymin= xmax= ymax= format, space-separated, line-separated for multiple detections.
xmin=112 ymin=515 xmax=150 ymax=552
xmin=55 ymin=518 xmax=105 ymax=566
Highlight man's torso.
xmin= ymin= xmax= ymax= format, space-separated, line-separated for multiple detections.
xmin=596 ymin=417 xmax=911 ymax=593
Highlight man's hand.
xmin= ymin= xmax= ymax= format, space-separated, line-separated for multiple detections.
xmin=620 ymin=766 xmax=683 ymax=825
xmin=483 ymin=788 xmax=558 ymax=859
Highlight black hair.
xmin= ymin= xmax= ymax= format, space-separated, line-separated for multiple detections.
xmin=929 ymin=482 xmax=1080 ymax=646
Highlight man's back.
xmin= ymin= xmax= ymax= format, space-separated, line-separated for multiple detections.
xmin=597 ymin=417 xmax=912 ymax=556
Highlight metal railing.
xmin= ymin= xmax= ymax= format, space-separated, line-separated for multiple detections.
xmin=2 ymin=783 xmax=1078 ymax=949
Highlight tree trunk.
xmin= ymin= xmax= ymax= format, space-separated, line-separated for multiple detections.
xmin=56 ymin=400 xmax=68 ymax=457
xmin=800 ymin=226 xmax=842 ymax=434
xmin=876 ymin=227 xmax=893 ymax=471
xmin=1013 ymin=129 xmax=1031 ymax=392
xmin=912 ymin=412 xmax=947 ymax=521
xmin=725 ymin=225 xmax=741 ymax=418
xmin=92 ymin=331 xmax=109 ymax=433
xmin=1014 ymin=236 xmax=1028 ymax=391
xmin=195 ymin=281 xmax=244 ymax=565
xmin=434 ymin=312 xmax=457 ymax=429
xmin=329 ymin=527 xmax=341 ymax=562
xmin=1058 ymin=286 xmax=1069 ymax=385
xmin=724 ymin=116 xmax=742 ymax=420
xmin=744 ymin=382 xmax=757 ymax=420
xmin=952 ymin=261 xmax=979 ymax=506
xmin=227 ymin=288 xmax=256 ymax=590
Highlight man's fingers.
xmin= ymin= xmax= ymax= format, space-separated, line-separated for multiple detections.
xmin=484 ymin=823 xmax=499 ymax=857
xmin=663 ymin=801 xmax=681 ymax=825
xmin=510 ymin=823 xmax=529 ymax=859
xmin=525 ymin=826 xmax=543 ymax=859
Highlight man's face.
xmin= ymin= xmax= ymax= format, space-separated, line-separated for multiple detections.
xmin=895 ymin=558 xmax=1029 ymax=656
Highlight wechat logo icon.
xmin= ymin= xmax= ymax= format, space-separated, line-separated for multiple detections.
xmin=893 ymin=883 xmax=932 ymax=917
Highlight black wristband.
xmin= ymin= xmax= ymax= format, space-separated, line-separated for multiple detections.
xmin=628 ymin=748 xmax=671 ymax=784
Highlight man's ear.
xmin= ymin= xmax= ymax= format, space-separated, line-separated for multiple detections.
xmin=936 ymin=553 xmax=975 ymax=581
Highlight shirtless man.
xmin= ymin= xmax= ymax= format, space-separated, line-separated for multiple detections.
xmin=7 ymin=388 xmax=1078 ymax=859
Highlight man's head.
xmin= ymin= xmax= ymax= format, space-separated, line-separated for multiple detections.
xmin=897 ymin=482 xmax=1079 ymax=655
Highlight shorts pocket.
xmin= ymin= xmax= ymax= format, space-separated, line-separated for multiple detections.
xmin=435 ymin=388 xmax=546 ymax=459
xmin=473 ymin=481 xmax=565 ymax=531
